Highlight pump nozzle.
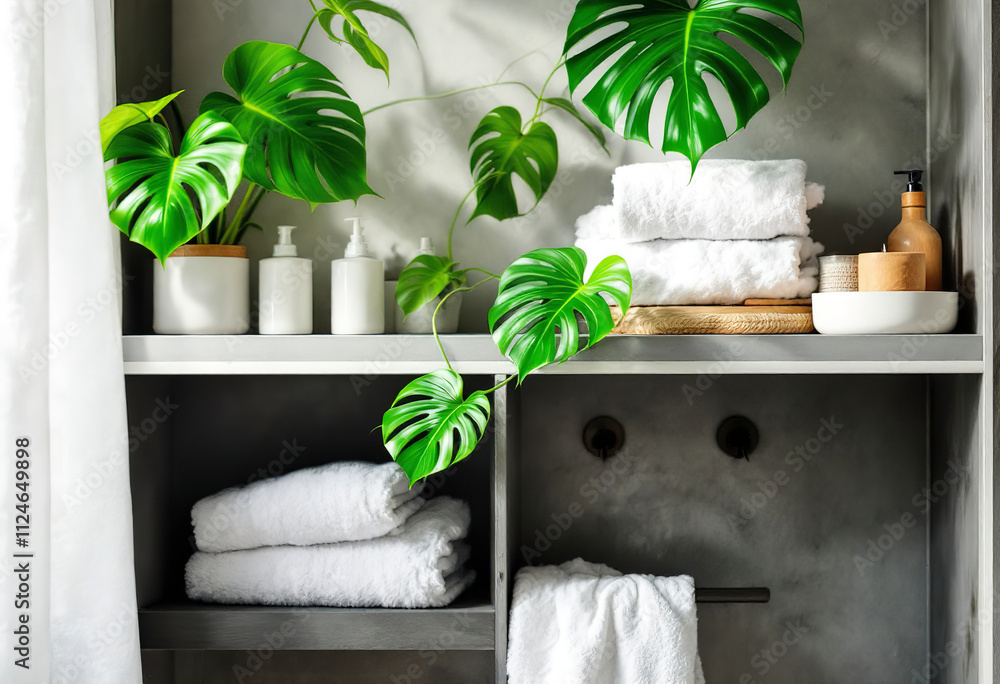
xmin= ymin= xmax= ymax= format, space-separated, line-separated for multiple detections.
xmin=344 ymin=217 xmax=372 ymax=258
xmin=273 ymin=225 xmax=298 ymax=257
xmin=417 ymin=237 xmax=436 ymax=256
xmin=894 ymin=169 xmax=924 ymax=192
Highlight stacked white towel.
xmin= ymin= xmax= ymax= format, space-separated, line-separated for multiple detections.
xmin=185 ymin=462 xmax=474 ymax=608
xmin=576 ymin=160 xmax=825 ymax=306
xmin=192 ymin=461 xmax=426 ymax=551
xmin=508 ymin=559 xmax=704 ymax=684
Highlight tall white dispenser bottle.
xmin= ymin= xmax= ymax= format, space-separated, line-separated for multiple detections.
xmin=259 ymin=225 xmax=313 ymax=335
xmin=331 ymin=217 xmax=384 ymax=334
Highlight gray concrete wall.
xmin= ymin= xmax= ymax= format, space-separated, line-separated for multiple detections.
xmin=520 ymin=374 xmax=928 ymax=683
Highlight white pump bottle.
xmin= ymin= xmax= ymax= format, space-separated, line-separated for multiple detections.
xmin=331 ymin=217 xmax=385 ymax=334
xmin=259 ymin=225 xmax=313 ymax=335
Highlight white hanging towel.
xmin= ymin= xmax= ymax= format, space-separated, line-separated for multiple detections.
xmin=508 ymin=559 xmax=705 ymax=684
xmin=574 ymin=160 xmax=824 ymax=243
xmin=576 ymin=206 xmax=823 ymax=305
xmin=186 ymin=497 xmax=473 ymax=608
xmin=192 ymin=461 xmax=425 ymax=552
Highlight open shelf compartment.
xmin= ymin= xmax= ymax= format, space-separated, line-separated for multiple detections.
xmin=128 ymin=374 xmax=502 ymax=661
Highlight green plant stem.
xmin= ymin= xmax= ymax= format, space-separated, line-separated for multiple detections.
xmin=363 ymin=81 xmax=539 ymax=117
xmin=431 ymin=275 xmax=497 ymax=370
xmin=206 ymin=210 xmax=222 ymax=244
xmin=459 ymin=266 xmax=501 ymax=280
xmin=484 ymin=374 xmax=515 ymax=395
xmin=446 ymin=185 xmax=481 ymax=261
xmin=220 ymin=183 xmax=262 ymax=245
xmin=495 ymin=49 xmax=545 ymax=81
xmin=363 ymin=49 xmax=552 ymax=117
xmin=528 ymin=59 xmax=566 ymax=125
xmin=233 ymin=186 xmax=269 ymax=244
xmin=168 ymin=101 xmax=186 ymax=135
xmin=297 ymin=11 xmax=318 ymax=50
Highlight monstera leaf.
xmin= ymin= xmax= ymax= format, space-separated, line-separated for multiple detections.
xmin=316 ymin=0 xmax=416 ymax=80
xmin=200 ymin=41 xmax=373 ymax=204
xmin=564 ymin=0 xmax=804 ymax=168
xmin=489 ymin=247 xmax=632 ymax=383
xmin=395 ymin=255 xmax=463 ymax=317
xmin=104 ymin=112 xmax=246 ymax=264
xmin=100 ymin=91 xmax=183 ymax=154
xmin=468 ymin=107 xmax=558 ymax=221
xmin=382 ymin=369 xmax=491 ymax=486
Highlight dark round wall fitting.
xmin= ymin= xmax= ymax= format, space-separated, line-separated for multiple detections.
xmin=583 ymin=416 xmax=625 ymax=461
xmin=716 ymin=416 xmax=760 ymax=462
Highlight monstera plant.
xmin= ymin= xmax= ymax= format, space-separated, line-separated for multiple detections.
xmin=377 ymin=61 xmax=630 ymax=486
xmin=380 ymin=0 xmax=804 ymax=486
xmin=100 ymin=0 xmax=411 ymax=263
xmin=384 ymin=248 xmax=632 ymax=486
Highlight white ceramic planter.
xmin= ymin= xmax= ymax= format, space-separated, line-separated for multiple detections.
xmin=395 ymin=291 xmax=463 ymax=334
xmin=153 ymin=245 xmax=250 ymax=335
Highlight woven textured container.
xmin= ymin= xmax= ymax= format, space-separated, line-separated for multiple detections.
xmin=818 ymin=255 xmax=859 ymax=293
xmin=611 ymin=306 xmax=814 ymax=335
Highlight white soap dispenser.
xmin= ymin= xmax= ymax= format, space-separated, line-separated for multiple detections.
xmin=331 ymin=217 xmax=385 ymax=334
xmin=259 ymin=225 xmax=313 ymax=335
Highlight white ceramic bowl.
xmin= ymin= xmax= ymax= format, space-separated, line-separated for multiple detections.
xmin=811 ymin=291 xmax=958 ymax=335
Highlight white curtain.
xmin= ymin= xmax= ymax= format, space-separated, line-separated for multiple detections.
xmin=0 ymin=1 xmax=142 ymax=682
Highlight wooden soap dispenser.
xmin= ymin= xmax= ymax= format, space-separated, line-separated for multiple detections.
xmin=887 ymin=169 xmax=942 ymax=290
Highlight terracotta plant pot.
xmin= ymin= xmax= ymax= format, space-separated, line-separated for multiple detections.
xmin=153 ymin=245 xmax=250 ymax=335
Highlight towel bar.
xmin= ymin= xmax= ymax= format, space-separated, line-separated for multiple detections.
xmin=695 ymin=588 xmax=770 ymax=603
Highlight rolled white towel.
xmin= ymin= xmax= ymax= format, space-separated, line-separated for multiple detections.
xmin=508 ymin=559 xmax=704 ymax=684
xmin=186 ymin=497 xmax=474 ymax=608
xmin=192 ymin=461 xmax=425 ymax=552
xmin=574 ymin=160 xmax=824 ymax=243
xmin=577 ymin=207 xmax=823 ymax=306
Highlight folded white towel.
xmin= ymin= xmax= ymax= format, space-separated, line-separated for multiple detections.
xmin=191 ymin=461 xmax=425 ymax=552
xmin=508 ymin=559 xmax=704 ymax=684
xmin=577 ymin=207 xmax=823 ymax=305
xmin=575 ymin=160 xmax=824 ymax=243
xmin=186 ymin=497 xmax=474 ymax=608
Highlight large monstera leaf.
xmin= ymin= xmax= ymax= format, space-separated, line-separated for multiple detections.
xmin=488 ymin=247 xmax=632 ymax=383
xmin=104 ymin=112 xmax=246 ymax=264
xmin=468 ymin=107 xmax=558 ymax=221
xmin=382 ymin=370 xmax=491 ymax=486
xmin=200 ymin=41 xmax=373 ymax=204
xmin=316 ymin=0 xmax=416 ymax=81
xmin=564 ymin=0 xmax=804 ymax=168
